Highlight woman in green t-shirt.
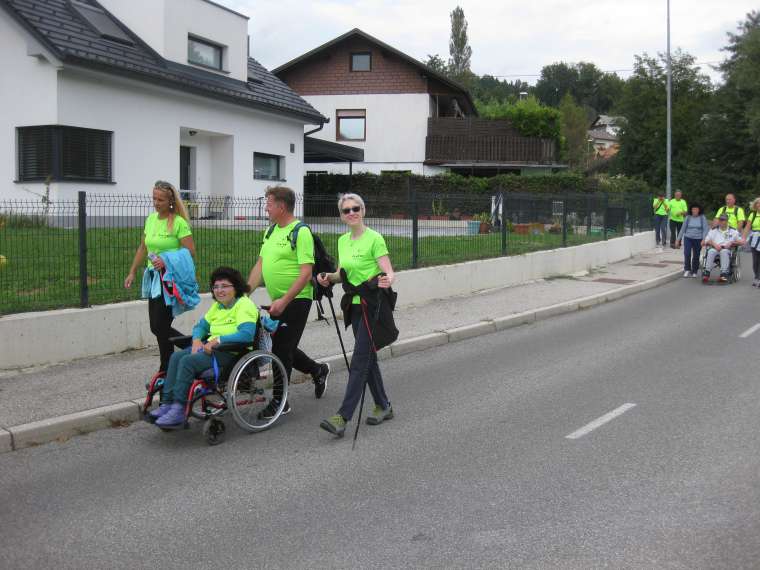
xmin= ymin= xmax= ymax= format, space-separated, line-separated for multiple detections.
xmin=317 ymin=193 xmax=396 ymax=437
xmin=124 ymin=181 xmax=196 ymax=372
xmin=742 ymin=197 xmax=760 ymax=286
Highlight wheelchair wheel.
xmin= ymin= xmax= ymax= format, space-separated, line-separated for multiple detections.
xmin=203 ymin=418 xmax=226 ymax=446
xmin=227 ymin=350 xmax=288 ymax=432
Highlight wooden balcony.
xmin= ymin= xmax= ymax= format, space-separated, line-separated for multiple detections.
xmin=425 ymin=117 xmax=558 ymax=165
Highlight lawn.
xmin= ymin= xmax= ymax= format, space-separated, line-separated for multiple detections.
xmin=0 ymin=225 xmax=606 ymax=315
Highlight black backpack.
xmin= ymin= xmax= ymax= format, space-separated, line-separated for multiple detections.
xmin=264 ymin=222 xmax=336 ymax=301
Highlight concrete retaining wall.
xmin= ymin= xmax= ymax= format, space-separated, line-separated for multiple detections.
xmin=0 ymin=232 xmax=654 ymax=369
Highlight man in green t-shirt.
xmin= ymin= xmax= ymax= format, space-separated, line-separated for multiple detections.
xmin=652 ymin=191 xmax=669 ymax=247
xmin=667 ymin=190 xmax=688 ymax=248
xmin=247 ymin=187 xmax=330 ymax=416
xmin=714 ymin=193 xmax=746 ymax=232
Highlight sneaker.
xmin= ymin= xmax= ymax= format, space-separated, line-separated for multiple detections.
xmin=683 ymin=271 xmax=691 ymax=278
xmin=319 ymin=414 xmax=346 ymax=437
xmin=702 ymin=273 xmax=710 ymax=283
xmin=155 ymin=402 xmax=186 ymax=429
xmin=257 ymin=399 xmax=290 ymax=420
xmin=148 ymin=402 xmax=172 ymax=421
xmin=719 ymin=274 xmax=729 ymax=283
xmin=753 ymin=279 xmax=759 ymax=287
xmin=691 ymin=272 xmax=698 ymax=278
xmin=313 ymin=363 xmax=330 ymax=399
xmin=366 ymin=404 xmax=394 ymax=425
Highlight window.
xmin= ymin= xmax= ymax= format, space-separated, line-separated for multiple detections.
xmin=188 ymin=36 xmax=223 ymax=70
xmin=350 ymin=52 xmax=371 ymax=72
xmin=17 ymin=126 xmax=112 ymax=183
xmin=71 ymin=0 xmax=133 ymax=46
xmin=254 ymin=153 xmax=282 ymax=181
xmin=336 ymin=109 xmax=366 ymax=141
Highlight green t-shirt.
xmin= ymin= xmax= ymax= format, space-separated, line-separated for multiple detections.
xmin=259 ymin=220 xmax=314 ymax=301
xmin=338 ymin=228 xmax=390 ymax=304
xmin=716 ymin=206 xmax=746 ymax=230
xmin=143 ymin=212 xmax=192 ymax=267
xmin=653 ymin=198 xmax=668 ymax=216
xmin=203 ymin=296 xmax=259 ymax=341
xmin=668 ymin=198 xmax=688 ymax=222
xmin=748 ymin=211 xmax=760 ymax=231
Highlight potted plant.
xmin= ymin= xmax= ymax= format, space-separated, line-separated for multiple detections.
xmin=430 ymin=198 xmax=448 ymax=220
xmin=474 ymin=212 xmax=492 ymax=234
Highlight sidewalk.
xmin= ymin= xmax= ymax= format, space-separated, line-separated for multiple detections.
xmin=0 ymin=247 xmax=683 ymax=452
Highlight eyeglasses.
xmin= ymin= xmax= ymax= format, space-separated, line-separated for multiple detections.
xmin=341 ymin=206 xmax=361 ymax=214
xmin=212 ymin=284 xmax=234 ymax=291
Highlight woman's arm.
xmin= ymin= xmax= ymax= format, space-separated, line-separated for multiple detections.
xmin=124 ymin=236 xmax=147 ymax=288
xmin=377 ymin=256 xmax=395 ymax=288
xmin=180 ymin=235 xmax=196 ymax=258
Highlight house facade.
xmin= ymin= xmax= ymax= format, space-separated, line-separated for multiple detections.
xmin=0 ymin=0 xmax=325 ymax=204
xmin=275 ymin=29 xmax=561 ymax=177
xmin=588 ymin=115 xmax=625 ymax=158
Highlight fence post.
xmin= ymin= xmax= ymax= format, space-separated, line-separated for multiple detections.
xmin=77 ymin=191 xmax=89 ymax=308
xmin=500 ymin=192 xmax=507 ymax=255
xmin=410 ymin=178 xmax=418 ymax=269
xmin=562 ymin=196 xmax=568 ymax=247
xmin=603 ymin=193 xmax=609 ymax=241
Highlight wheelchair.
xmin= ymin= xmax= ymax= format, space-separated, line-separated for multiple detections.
xmin=700 ymin=245 xmax=741 ymax=283
xmin=142 ymin=312 xmax=288 ymax=445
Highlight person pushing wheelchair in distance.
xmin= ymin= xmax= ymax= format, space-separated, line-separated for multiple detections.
xmin=702 ymin=213 xmax=744 ymax=284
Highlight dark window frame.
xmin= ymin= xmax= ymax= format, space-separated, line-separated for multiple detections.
xmin=187 ymin=35 xmax=224 ymax=71
xmin=350 ymin=52 xmax=372 ymax=72
xmin=16 ymin=125 xmax=113 ymax=184
xmin=253 ymin=152 xmax=283 ymax=181
xmin=336 ymin=109 xmax=367 ymax=142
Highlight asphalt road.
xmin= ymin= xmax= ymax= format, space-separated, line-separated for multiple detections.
xmin=2 ymin=272 xmax=760 ymax=569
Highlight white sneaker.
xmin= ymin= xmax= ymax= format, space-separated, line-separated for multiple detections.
xmin=683 ymin=271 xmax=691 ymax=278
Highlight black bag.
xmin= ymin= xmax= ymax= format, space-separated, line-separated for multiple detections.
xmin=265 ymin=222 xmax=336 ymax=301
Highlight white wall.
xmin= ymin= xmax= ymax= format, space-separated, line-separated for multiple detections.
xmin=100 ymin=0 xmax=249 ymax=82
xmin=307 ymin=162 xmax=447 ymax=176
xmin=0 ymin=15 xmax=60 ymax=200
xmin=45 ymin=68 xmax=304 ymax=201
xmin=303 ymin=93 xmax=430 ymax=165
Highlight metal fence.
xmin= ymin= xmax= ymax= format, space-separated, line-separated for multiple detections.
xmin=0 ymin=191 xmax=653 ymax=315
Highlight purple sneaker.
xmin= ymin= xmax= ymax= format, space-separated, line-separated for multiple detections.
xmin=155 ymin=403 xmax=186 ymax=429
xmin=148 ymin=402 xmax=172 ymax=421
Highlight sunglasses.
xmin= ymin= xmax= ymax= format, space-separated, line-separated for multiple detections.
xmin=341 ymin=206 xmax=361 ymax=215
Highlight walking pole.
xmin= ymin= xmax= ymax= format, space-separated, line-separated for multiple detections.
xmin=324 ymin=289 xmax=351 ymax=372
xmin=352 ymin=297 xmax=379 ymax=450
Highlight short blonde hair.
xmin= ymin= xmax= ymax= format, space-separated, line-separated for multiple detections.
xmin=338 ymin=193 xmax=366 ymax=213
xmin=751 ymin=197 xmax=760 ymax=212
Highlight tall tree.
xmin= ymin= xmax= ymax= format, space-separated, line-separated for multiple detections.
xmin=559 ymin=94 xmax=590 ymax=169
xmin=535 ymin=62 xmax=623 ymax=115
xmin=424 ymin=54 xmax=448 ymax=74
xmin=448 ymin=6 xmax=472 ymax=80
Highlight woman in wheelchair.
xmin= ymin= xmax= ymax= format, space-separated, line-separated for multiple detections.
xmin=702 ymin=213 xmax=744 ymax=283
xmin=150 ymin=267 xmax=258 ymax=428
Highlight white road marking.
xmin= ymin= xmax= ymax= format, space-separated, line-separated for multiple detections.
xmin=739 ymin=323 xmax=760 ymax=339
xmin=565 ymin=403 xmax=637 ymax=440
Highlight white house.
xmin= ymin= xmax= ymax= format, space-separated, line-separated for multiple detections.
xmin=274 ymin=29 xmax=561 ymax=178
xmin=0 ymin=0 xmax=326 ymax=205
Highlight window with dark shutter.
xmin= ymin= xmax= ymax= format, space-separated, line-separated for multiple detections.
xmin=16 ymin=126 xmax=113 ymax=183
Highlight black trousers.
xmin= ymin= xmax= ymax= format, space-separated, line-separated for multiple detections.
xmin=272 ymin=298 xmax=319 ymax=400
xmin=148 ymin=295 xmax=182 ymax=372
xmin=669 ymin=220 xmax=683 ymax=246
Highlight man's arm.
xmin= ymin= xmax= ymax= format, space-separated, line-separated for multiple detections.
xmin=247 ymin=257 xmax=263 ymax=291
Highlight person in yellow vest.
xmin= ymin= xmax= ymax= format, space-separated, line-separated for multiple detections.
xmin=667 ymin=190 xmax=688 ymax=248
xmin=652 ymin=191 xmax=669 ymax=246
xmin=742 ymin=197 xmax=760 ymax=286
xmin=713 ymin=193 xmax=745 ymax=231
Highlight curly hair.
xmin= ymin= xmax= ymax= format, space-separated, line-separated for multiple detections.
xmin=209 ymin=266 xmax=251 ymax=298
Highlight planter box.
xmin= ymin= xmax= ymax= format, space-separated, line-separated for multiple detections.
xmin=514 ymin=223 xmax=530 ymax=235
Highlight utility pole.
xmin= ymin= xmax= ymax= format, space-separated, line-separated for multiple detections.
xmin=666 ymin=0 xmax=672 ymax=199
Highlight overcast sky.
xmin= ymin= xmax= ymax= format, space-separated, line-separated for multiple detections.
xmin=221 ymin=0 xmax=757 ymax=84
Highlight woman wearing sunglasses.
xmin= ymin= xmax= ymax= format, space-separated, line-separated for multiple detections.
xmin=124 ymin=181 xmax=196 ymax=373
xmin=316 ymin=193 xmax=397 ymax=437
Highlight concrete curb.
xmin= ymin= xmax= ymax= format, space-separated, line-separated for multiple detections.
xmin=1 ymin=269 xmax=681 ymax=454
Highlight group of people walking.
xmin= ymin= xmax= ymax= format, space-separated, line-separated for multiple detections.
xmin=661 ymin=192 xmax=760 ymax=284
xmin=125 ymin=182 xmax=396 ymax=437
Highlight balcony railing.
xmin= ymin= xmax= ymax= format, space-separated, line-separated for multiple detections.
xmin=425 ymin=117 xmax=558 ymax=164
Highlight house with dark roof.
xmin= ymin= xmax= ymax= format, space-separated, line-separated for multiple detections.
xmin=274 ymin=28 xmax=561 ymax=177
xmin=588 ymin=114 xmax=625 ymax=157
xmin=0 ymin=0 xmax=336 ymax=203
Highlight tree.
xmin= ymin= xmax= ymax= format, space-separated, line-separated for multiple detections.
xmin=424 ymin=54 xmax=448 ymax=74
xmin=535 ymin=61 xmax=624 ymax=115
xmin=614 ymin=50 xmax=714 ymax=204
xmin=559 ymin=94 xmax=590 ymax=169
xmin=448 ymin=6 xmax=472 ymax=80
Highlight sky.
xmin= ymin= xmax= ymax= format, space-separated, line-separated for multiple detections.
xmin=220 ymin=0 xmax=757 ymax=84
